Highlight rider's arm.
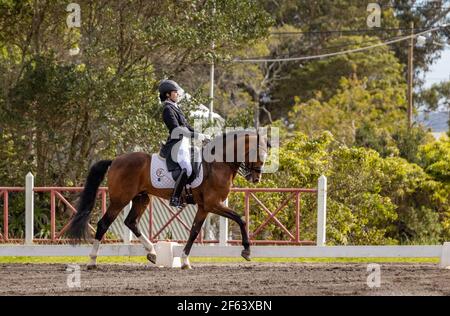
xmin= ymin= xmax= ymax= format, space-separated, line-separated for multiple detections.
xmin=187 ymin=123 xmax=211 ymax=140
xmin=186 ymin=124 xmax=207 ymax=140
xmin=164 ymin=106 xmax=209 ymax=140
xmin=162 ymin=106 xmax=180 ymax=133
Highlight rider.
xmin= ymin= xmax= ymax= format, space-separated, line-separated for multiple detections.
xmin=158 ymin=79 xmax=208 ymax=207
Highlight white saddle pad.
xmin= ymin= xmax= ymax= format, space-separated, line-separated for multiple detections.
xmin=150 ymin=154 xmax=203 ymax=189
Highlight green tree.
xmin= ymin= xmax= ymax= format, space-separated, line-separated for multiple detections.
xmin=418 ymin=136 xmax=450 ymax=183
xmin=289 ymin=76 xmax=406 ymax=149
xmin=0 ymin=0 xmax=271 ymax=186
xmin=253 ymin=1 xmax=450 ymax=121
xmin=230 ymin=131 xmax=450 ymax=245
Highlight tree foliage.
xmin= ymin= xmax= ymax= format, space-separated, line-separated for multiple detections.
xmin=231 ymin=131 xmax=450 ymax=245
xmin=0 ymin=0 xmax=271 ymax=186
xmin=1 ymin=1 xmax=449 ymax=245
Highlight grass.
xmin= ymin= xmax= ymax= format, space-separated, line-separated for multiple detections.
xmin=0 ymin=256 xmax=439 ymax=264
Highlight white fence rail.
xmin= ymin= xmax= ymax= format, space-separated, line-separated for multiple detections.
xmin=0 ymin=244 xmax=449 ymax=268
xmin=0 ymin=244 xmax=444 ymax=258
xmin=1 ymin=173 xmax=449 ymax=269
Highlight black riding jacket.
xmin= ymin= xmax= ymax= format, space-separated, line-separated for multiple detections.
xmin=162 ymin=100 xmax=197 ymax=147
xmin=162 ymin=100 xmax=194 ymax=137
xmin=161 ymin=100 xmax=202 ymax=178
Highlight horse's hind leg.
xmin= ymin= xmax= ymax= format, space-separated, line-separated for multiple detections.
xmin=124 ymin=193 xmax=157 ymax=264
xmin=88 ymin=200 xmax=127 ymax=269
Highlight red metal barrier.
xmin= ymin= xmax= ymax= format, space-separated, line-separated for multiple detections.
xmin=235 ymin=188 xmax=317 ymax=245
xmin=33 ymin=187 xmax=108 ymax=241
xmin=0 ymin=188 xmax=25 ymax=241
xmin=150 ymin=197 xmax=204 ymax=243
xmin=148 ymin=188 xmax=317 ymax=245
xmin=0 ymin=187 xmax=108 ymax=243
xmin=0 ymin=186 xmax=316 ymax=245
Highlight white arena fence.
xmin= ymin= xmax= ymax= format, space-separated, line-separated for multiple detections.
xmin=0 ymin=174 xmax=449 ymax=268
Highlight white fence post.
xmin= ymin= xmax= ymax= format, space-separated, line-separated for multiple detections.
xmin=25 ymin=172 xmax=34 ymax=245
xmin=122 ymin=202 xmax=132 ymax=244
xmin=440 ymin=242 xmax=450 ymax=269
xmin=317 ymin=175 xmax=327 ymax=246
xmin=219 ymin=199 xmax=229 ymax=246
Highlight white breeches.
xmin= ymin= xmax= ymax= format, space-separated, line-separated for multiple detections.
xmin=177 ymin=137 xmax=192 ymax=177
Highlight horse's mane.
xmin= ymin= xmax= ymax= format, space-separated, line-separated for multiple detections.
xmin=205 ymin=130 xmax=270 ymax=158
xmin=208 ymin=130 xmax=259 ymax=149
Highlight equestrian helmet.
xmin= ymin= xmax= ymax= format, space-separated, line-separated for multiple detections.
xmin=158 ymin=79 xmax=182 ymax=101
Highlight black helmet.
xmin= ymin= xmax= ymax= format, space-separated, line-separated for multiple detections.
xmin=158 ymin=79 xmax=182 ymax=101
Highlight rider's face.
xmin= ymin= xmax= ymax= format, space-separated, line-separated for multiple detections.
xmin=168 ymin=91 xmax=179 ymax=103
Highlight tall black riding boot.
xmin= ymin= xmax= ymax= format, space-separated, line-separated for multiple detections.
xmin=170 ymin=169 xmax=188 ymax=207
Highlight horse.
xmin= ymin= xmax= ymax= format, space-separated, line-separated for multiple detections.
xmin=66 ymin=130 xmax=270 ymax=269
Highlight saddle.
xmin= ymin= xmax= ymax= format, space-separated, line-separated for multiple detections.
xmin=159 ymin=140 xmax=201 ymax=184
xmin=158 ymin=140 xmax=202 ymax=205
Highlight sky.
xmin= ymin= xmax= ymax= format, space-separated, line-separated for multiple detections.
xmin=422 ymin=46 xmax=450 ymax=89
xmin=413 ymin=0 xmax=450 ymax=90
xmin=417 ymin=45 xmax=449 ymax=132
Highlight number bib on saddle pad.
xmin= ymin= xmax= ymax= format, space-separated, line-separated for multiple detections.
xmin=150 ymin=154 xmax=203 ymax=189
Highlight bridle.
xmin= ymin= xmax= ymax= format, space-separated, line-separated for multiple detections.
xmin=234 ymin=162 xmax=263 ymax=178
xmin=232 ymin=145 xmax=267 ymax=178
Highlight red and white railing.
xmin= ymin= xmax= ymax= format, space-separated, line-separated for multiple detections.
xmin=0 ymin=173 xmax=327 ymax=245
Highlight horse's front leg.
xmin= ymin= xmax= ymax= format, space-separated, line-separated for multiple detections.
xmin=212 ymin=203 xmax=251 ymax=261
xmin=181 ymin=206 xmax=208 ymax=269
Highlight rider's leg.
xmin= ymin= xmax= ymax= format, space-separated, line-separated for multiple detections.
xmin=177 ymin=137 xmax=192 ymax=177
xmin=170 ymin=137 xmax=192 ymax=207
xmin=170 ymin=168 xmax=188 ymax=207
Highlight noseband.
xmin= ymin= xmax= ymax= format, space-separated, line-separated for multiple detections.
xmin=234 ymin=162 xmax=263 ymax=178
xmin=233 ymin=145 xmax=266 ymax=178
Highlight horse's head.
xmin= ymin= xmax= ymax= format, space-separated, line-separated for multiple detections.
xmin=208 ymin=130 xmax=271 ymax=184
xmin=244 ymin=133 xmax=270 ymax=183
xmin=229 ymin=131 xmax=270 ymax=184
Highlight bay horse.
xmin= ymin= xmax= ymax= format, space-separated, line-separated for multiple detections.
xmin=67 ymin=130 xmax=270 ymax=269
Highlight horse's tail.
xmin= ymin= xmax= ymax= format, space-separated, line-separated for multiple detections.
xmin=66 ymin=160 xmax=113 ymax=242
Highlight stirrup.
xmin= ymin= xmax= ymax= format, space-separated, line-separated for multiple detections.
xmin=169 ymin=196 xmax=182 ymax=207
xmin=185 ymin=193 xmax=195 ymax=205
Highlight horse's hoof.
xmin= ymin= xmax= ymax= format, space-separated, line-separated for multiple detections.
xmin=147 ymin=253 xmax=157 ymax=264
xmin=87 ymin=264 xmax=97 ymax=270
xmin=181 ymin=264 xmax=193 ymax=270
xmin=241 ymin=249 xmax=251 ymax=261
